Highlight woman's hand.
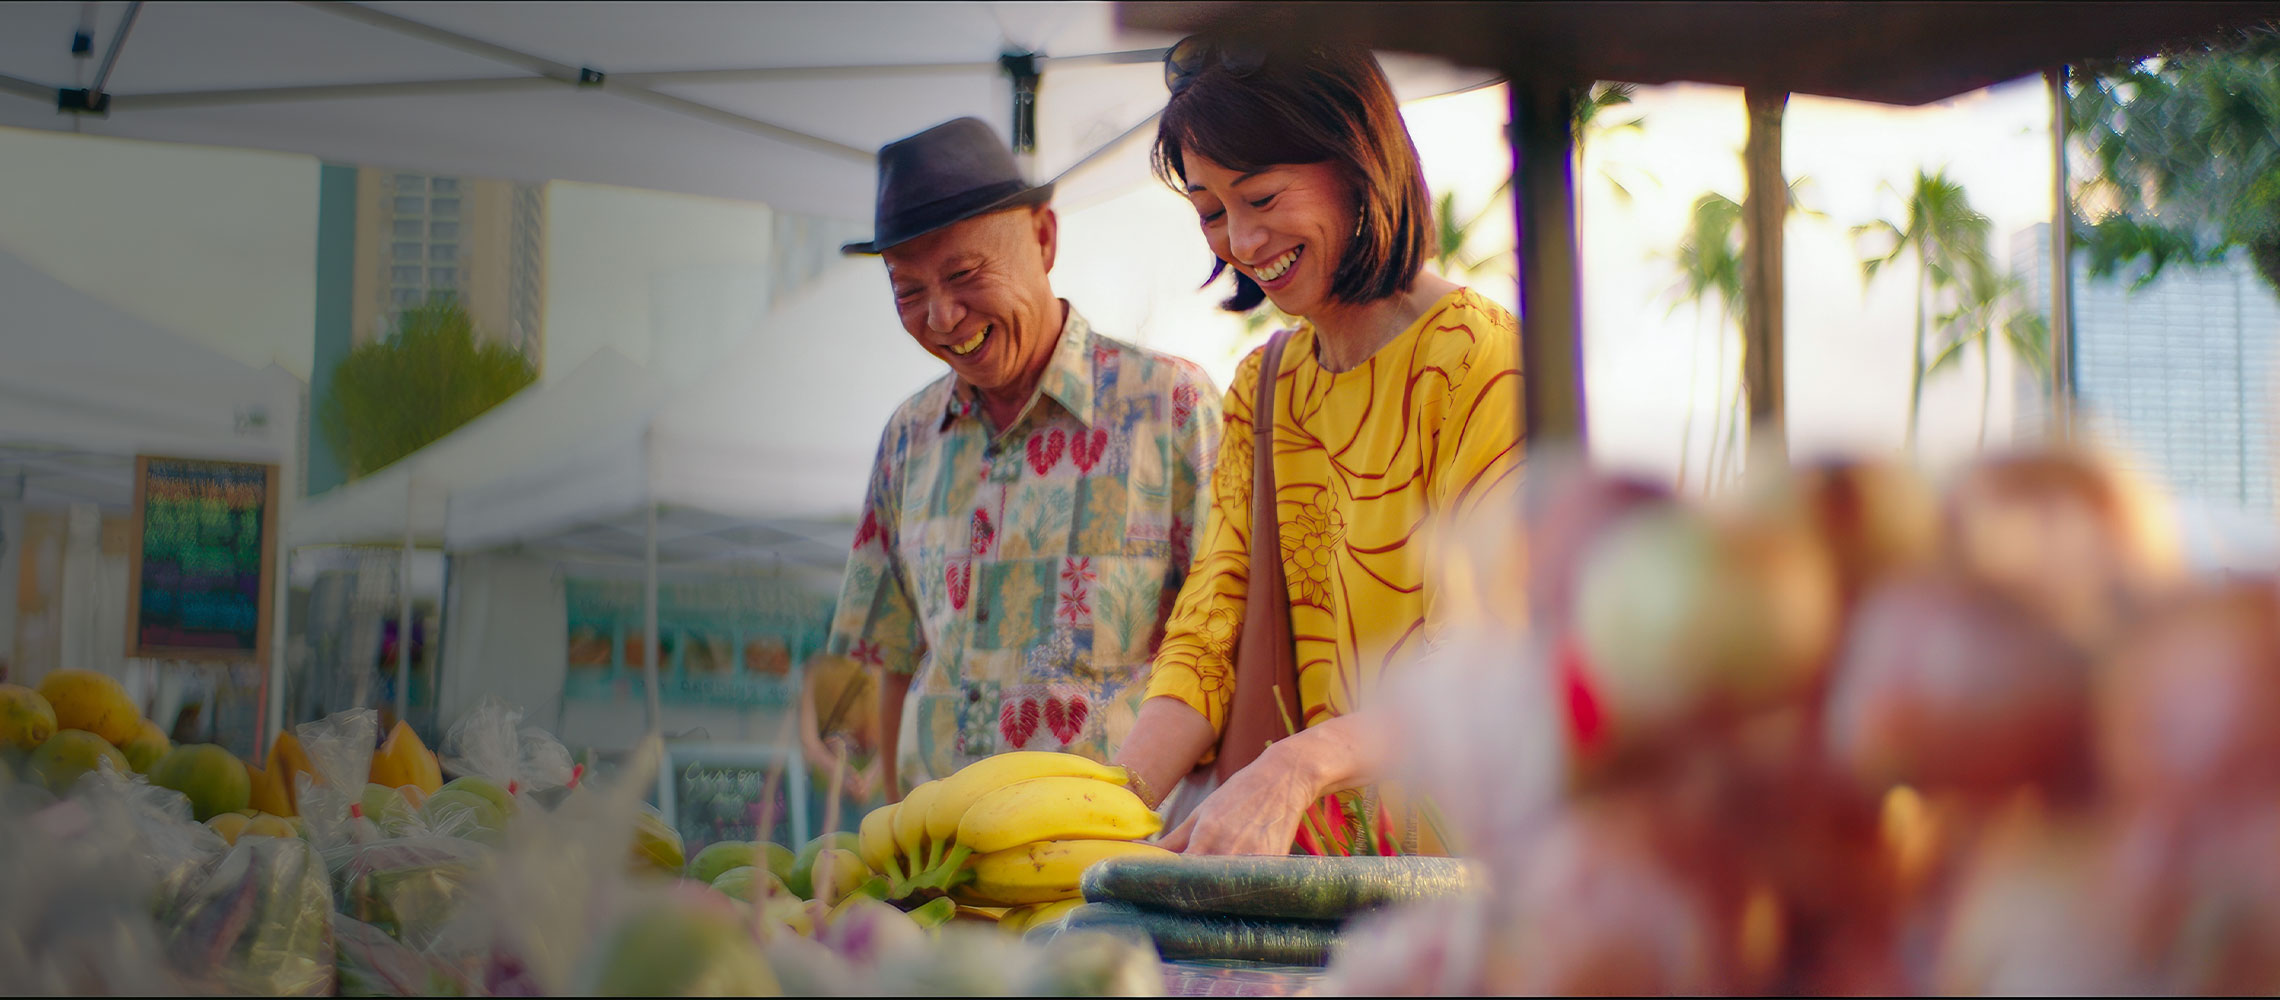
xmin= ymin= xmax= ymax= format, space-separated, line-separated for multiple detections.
xmin=1159 ymin=712 xmax=1387 ymax=856
xmin=1158 ymin=739 xmax=1325 ymax=855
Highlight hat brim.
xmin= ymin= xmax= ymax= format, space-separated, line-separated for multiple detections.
xmin=841 ymin=182 xmax=1056 ymax=256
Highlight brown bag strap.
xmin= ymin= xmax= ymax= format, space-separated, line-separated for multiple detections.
xmin=1212 ymin=330 xmax=1303 ymax=781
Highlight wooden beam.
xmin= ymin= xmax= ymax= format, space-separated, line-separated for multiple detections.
xmin=1510 ymin=79 xmax=1586 ymax=447
xmin=1741 ymin=88 xmax=1789 ymax=461
xmin=2047 ymin=66 xmax=2076 ymax=439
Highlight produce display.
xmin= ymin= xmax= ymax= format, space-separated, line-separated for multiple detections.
xmin=0 ymin=695 xmax=1169 ymax=996
xmin=1331 ymin=445 xmax=2275 ymax=995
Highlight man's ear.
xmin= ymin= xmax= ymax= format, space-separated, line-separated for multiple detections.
xmin=1034 ymin=205 xmax=1059 ymax=274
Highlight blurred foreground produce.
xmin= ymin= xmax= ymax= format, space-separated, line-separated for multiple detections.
xmin=0 ymin=696 xmax=1167 ymax=996
xmin=1340 ymin=443 xmax=2280 ymax=994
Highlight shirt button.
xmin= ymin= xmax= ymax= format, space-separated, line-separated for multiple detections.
xmin=967 ymin=688 xmax=982 ymax=703
xmin=978 ymin=606 xmax=990 ymax=623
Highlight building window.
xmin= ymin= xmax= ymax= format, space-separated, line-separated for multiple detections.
xmin=392 ymin=287 xmax=422 ymax=306
xmin=394 ymin=174 xmax=425 ymax=192
xmin=392 ymin=242 xmax=422 ymax=261
xmin=430 ymin=243 xmax=458 ymax=264
xmin=392 ymin=196 xmax=425 ymax=215
xmin=430 ymin=221 xmax=459 ymax=240
xmin=430 ymin=197 xmax=460 ymax=217
xmin=392 ymin=219 xmax=423 ymax=239
xmin=392 ymin=265 xmax=421 ymax=284
xmin=431 ymin=178 xmax=459 ymax=195
xmin=430 ymin=267 xmax=457 ymax=287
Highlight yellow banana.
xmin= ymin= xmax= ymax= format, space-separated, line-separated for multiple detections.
xmin=1003 ymin=897 xmax=1086 ymax=936
xmin=963 ymin=838 xmax=1175 ymax=907
xmin=893 ymin=779 xmax=943 ymax=869
xmin=955 ymin=776 xmax=1163 ymax=856
xmin=921 ymin=751 xmax=1129 ymax=876
xmin=859 ymin=802 xmax=902 ymax=883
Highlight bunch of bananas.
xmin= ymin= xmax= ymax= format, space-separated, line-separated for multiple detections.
xmin=859 ymin=751 xmax=1173 ymax=934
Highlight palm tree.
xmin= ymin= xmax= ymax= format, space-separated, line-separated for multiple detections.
xmin=1853 ymin=170 xmax=1993 ymax=450
xmin=1434 ymin=83 xmax=1651 ymax=285
xmin=1667 ymin=177 xmax=1822 ymax=492
xmin=1927 ymin=266 xmax=2052 ymax=447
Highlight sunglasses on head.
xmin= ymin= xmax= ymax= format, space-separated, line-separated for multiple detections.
xmin=1163 ymin=34 xmax=1268 ymax=95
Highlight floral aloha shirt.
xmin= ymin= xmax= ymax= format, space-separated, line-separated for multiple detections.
xmin=825 ymin=304 xmax=1223 ymax=788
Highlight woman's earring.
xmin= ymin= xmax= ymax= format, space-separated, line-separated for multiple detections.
xmin=1353 ymin=207 xmax=1365 ymax=238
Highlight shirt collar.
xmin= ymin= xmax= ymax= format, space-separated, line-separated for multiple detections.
xmin=939 ymin=302 xmax=1098 ymax=431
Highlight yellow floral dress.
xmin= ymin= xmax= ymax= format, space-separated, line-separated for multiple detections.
xmin=1145 ymin=288 xmax=1523 ymax=852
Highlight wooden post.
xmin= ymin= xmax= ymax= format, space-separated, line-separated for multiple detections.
xmin=1508 ymin=77 xmax=1586 ymax=448
xmin=1742 ymin=88 xmax=1789 ymax=462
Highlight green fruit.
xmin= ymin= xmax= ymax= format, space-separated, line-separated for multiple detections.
xmin=687 ymin=841 xmax=762 ymax=886
xmin=29 ymin=730 xmax=129 ymax=795
xmin=438 ymin=774 xmax=517 ymax=816
xmin=709 ymin=865 xmax=788 ymax=902
xmin=582 ymin=900 xmax=779 ymax=995
xmin=812 ymin=849 xmax=871 ymax=905
xmin=760 ymin=843 xmax=797 ymax=882
xmin=788 ymin=832 xmax=864 ymax=899
xmin=360 ymin=783 xmax=418 ymax=835
xmin=150 ymin=743 xmax=252 ymax=821
xmin=423 ymin=787 xmax=508 ymax=843
xmin=120 ymin=720 xmax=171 ymax=775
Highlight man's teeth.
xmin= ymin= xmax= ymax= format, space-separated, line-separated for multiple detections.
xmin=1257 ymin=248 xmax=1300 ymax=281
xmin=949 ymin=327 xmax=988 ymax=356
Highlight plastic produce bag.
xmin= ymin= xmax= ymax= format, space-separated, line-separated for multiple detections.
xmin=0 ymin=795 xmax=186 ymax=995
xmin=340 ymin=834 xmax=494 ymax=957
xmin=442 ymin=696 xmax=575 ymax=795
xmin=162 ymin=833 xmax=338 ymax=996
xmin=335 ymin=912 xmax=477 ymax=997
xmin=296 ymin=708 xmax=381 ymax=874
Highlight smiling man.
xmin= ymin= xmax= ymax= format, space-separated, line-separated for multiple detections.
xmin=830 ymin=117 xmax=1223 ymax=796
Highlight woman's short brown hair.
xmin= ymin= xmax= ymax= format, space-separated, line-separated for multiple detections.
xmin=1154 ymin=36 xmax=1435 ymax=313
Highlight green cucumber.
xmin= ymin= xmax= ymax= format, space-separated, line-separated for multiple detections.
xmin=1057 ymin=901 xmax=1339 ymax=967
xmin=1079 ymin=855 xmax=1478 ymax=921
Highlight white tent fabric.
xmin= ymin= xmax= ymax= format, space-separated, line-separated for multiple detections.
xmin=283 ymin=346 xmax=661 ymax=547
xmin=0 ymin=3 xmax=1495 ymax=219
xmin=444 ymin=258 xmax=939 ymax=560
xmin=0 ymin=245 xmax=300 ymax=505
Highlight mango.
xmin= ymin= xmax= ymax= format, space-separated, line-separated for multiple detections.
xmin=0 ymin=684 xmax=57 ymax=751
xmin=688 ymin=841 xmax=763 ymax=886
xmin=206 ymin=811 xmax=251 ymax=845
xmin=581 ymin=899 xmax=779 ymax=995
xmin=631 ymin=806 xmax=686 ymax=874
xmin=152 ymin=743 xmax=253 ymax=821
xmin=266 ymin=729 xmax=317 ymax=813
xmin=29 ymin=729 xmax=129 ymax=794
xmin=368 ymin=720 xmax=442 ymax=796
xmin=247 ymin=763 xmax=294 ymax=817
xmin=422 ymin=787 xmax=507 ymax=844
xmin=35 ymin=670 xmax=139 ymax=745
xmin=120 ymin=719 xmax=170 ymax=774
xmin=243 ymin=813 xmax=298 ymax=840
xmin=709 ymin=865 xmax=789 ymax=902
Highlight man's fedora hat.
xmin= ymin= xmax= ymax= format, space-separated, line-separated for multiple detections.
xmin=842 ymin=117 xmax=1055 ymax=255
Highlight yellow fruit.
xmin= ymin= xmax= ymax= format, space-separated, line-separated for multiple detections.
xmin=961 ymin=839 xmax=1175 ymax=907
xmin=243 ymin=814 xmax=297 ymax=840
xmin=29 ymin=729 xmax=130 ymax=793
xmin=121 ymin=719 xmax=170 ymax=774
xmin=152 ymin=743 xmax=252 ymax=821
xmin=954 ymin=776 xmax=1162 ymax=856
xmin=205 ymin=812 xmax=251 ymax=845
xmin=894 ymin=780 xmax=943 ymax=869
xmin=631 ymin=806 xmax=686 ymax=874
xmin=859 ymin=803 xmax=902 ymax=882
xmin=266 ymin=730 xmax=317 ymax=813
xmin=1002 ymin=898 xmax=1086 ymax=936
xmin=247 ymin=763 xmax=294 ymax=817
xmin=368 ymin=720 xmax=443 ymax=796
xmin=35 ymin=669 xmax=139 ymax=745
xmin=924 ymin=752 xmax=1128 ymax=865
xmin=0 ymin=684 xmax=57 ymax=751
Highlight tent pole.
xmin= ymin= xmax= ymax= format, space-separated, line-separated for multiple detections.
xmin=2047 ymin=66 xmax=2076 ymax=440
xmin=1508 ymin=75 xmax=1586 ymax=449
xmin=396 ymin=477 xmax=413 ymax=731
xmin=1741 ymin=88 xmax=1790 ymax=464
xmin=644 ymin=502 xmax=662 ymax=734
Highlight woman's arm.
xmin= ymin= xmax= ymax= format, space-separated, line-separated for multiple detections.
xmin=1113 ymin=696 xmax=1219 ymax=809
xmin=1160 ymin=710 xmax=1390 ymax=855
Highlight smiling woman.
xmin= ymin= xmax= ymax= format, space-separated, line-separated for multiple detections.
xmin=1112 ymin=34 xmax=1525 ymax=859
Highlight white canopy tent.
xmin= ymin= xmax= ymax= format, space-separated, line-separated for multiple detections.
xmin=0 ymin=2 xmax=1489 ymax=217
xmin=0 ymin=245 xmax=301 ymax=740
